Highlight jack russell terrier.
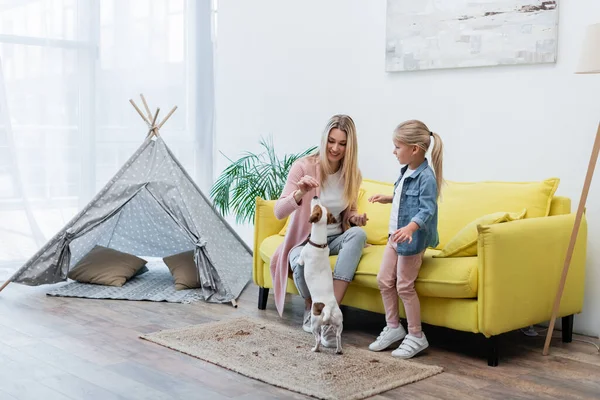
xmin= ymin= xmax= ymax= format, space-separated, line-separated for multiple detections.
xmin=296 ymin=196 xmax=344 ymax=354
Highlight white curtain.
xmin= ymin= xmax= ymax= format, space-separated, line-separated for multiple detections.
xmin=0 ymin=0 xmax=215 ymax=281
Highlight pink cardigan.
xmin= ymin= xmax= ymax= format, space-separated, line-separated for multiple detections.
xmin=270 ymin=156 xmax=359 ymax=316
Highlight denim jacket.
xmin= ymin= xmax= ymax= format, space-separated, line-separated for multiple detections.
xmin=392 ymin=158 xmax=439 ymax=256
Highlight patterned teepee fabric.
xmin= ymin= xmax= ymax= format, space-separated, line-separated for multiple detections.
xmin=11 ymin=137 xmax=252 ymax=303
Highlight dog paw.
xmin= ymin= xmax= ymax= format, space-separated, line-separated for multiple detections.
xmin=335 ymin=349 xmax=343 ymax=355
xmin=311 ymin=347 xmax=320 ymax=352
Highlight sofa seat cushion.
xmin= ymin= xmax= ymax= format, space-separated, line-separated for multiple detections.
xmin=259 ymin=235 xmax=478 ymax=299
xmin=353 ymin=245 xmax=478 ymax=298
xmin=259 ymin=234 xmax=286 ymax=265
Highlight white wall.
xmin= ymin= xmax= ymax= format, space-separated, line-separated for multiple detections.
xmin=215 ymin=0 xmax=600 ymax=337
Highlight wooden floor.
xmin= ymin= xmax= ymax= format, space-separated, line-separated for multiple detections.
xmin=0 ymin=282 xmax=599 ymax=400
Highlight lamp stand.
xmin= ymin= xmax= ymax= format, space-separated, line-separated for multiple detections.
xmin=543 ymin=122 xmax=600 ymax=355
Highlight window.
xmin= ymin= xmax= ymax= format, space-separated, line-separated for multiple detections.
xmin=0 ymin=0 xmax=213 ymax=272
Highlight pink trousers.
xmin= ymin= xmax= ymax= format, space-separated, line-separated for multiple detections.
xmin=377 ymin=237 xmax=424 ymax=335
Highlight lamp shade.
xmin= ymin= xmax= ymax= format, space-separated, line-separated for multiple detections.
xmin=576 ymin=23 xmax=600 ymax=74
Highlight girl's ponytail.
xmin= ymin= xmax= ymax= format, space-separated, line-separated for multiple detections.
xmin=430 ymin=132 xmax=444 ymax=198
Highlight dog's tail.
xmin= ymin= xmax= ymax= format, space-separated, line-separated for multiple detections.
xmin=312 ymin=302 xmax=332 ymax=324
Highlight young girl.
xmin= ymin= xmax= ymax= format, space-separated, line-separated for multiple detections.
xmin=367 ymin=119 xmax=443 ymax=359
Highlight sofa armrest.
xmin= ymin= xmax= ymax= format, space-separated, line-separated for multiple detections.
xmin=253 ymin=197 xmax=287 ymax=287
xmin=477 ymin=213 xmax=587 ymax=337
xmin=549 ymin=195 xmax=571 ymax=216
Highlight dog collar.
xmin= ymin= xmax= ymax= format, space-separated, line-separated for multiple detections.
xmin=307 ymin=239 xmax=328 ymax=249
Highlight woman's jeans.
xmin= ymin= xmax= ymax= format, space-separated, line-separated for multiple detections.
xmin=289 ymin=226 xmax=367 ymax=299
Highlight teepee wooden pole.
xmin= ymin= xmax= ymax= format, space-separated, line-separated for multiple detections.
xmin=543 ymin=122 xmax=600 ymax=356
xmin=140 ymin=94 xmax=153 ymax=121
xmin=0 ymin=279 xmax=11 ymax=294
xmin=157 ymin=106 xmax=178 ymax=129
xmin=148 ymin=108 xmax=160 ymax=138
xmin=152 ymin=108 xmax=160 ymax=125
xmin=129 ymin=99 xmax=151 ymax=126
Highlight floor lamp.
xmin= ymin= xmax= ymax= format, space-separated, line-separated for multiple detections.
xmin=543 ymin=23 xmax=600 ymax=356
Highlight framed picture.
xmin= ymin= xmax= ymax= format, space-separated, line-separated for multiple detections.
xmin=385 ymin=1 xmax=558 ymax=72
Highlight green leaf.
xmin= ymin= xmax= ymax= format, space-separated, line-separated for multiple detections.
xmin=210 ymin=136 xmax=317 ymax=223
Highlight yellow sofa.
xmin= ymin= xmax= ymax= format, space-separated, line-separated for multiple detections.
xmin=253 ymin=178 xmax=587 ymax=366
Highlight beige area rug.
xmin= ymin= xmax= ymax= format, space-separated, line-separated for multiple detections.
xmin=140 ymin=317 xmax=443 ymax=400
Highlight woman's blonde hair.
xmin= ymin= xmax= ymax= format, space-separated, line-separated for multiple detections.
xmin=311 ymin=114 xmax=362 ymax=207
xmin=393 ymin=119 xmax=444 ymax=198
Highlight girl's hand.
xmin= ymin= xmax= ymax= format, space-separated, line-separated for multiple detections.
xmin=368 ymin=194 xmax=392 ymax=204
xmin=297 ymin=175 xmax=319 ymax=195
xmin=391 ymin=223 xmax=419 ymax=244
xmin=350 ymin=213 xmax=368 ymax=227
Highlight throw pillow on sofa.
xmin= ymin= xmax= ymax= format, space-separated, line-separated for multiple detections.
xmin=434 ymin=209 xmax=526 ymax=258
xmin=67 ymin=245 xmax=147 ymax=286
xmin=163 ymin=250 xmax=201 ymax=290
xmin=357 ymin=180 xmax=394 ymax=245
xmin=436 ymin=178 xmax=559 ymax=248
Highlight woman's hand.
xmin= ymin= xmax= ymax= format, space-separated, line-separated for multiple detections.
xmin=391 ymin=222 xmax=419 ymax=243
xmin=368 ymin=194 xmax=392 ymax=204
xmin=293 ymin=175 xmax=319 ymax=203
xmin=297 ymin=175 xmax=319 ymax=195
xmin=350 ymin=213 xmax=368 ymax=227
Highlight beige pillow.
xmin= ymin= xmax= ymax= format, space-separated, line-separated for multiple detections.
xmin=68 ymin=246 xmax=147 ymax=287
xmin=163 ymin=250 xmax=201 ymax=290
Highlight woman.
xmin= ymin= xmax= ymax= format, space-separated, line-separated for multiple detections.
xmin=270 ymin=114 xmax=368 ymax=348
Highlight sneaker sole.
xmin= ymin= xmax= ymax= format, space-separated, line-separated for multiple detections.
xmin=391 ymin=343 xmax=429 ymax=359
xmin=368 ymin=335 xmax=407 ymax=352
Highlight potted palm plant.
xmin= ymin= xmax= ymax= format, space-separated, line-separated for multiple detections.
xmin=210 ymin=136 xmax=317 ymax=224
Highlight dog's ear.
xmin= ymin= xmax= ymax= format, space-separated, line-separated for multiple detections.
xmin=327 ymin=212 xmax=337 ymax=224
xmin=312 ymin=302 xmax=325 ymax=316
xmin=309 ymin=205 xmax=322 ymax=223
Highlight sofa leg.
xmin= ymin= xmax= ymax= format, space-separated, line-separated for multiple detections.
xmin=562 ymin=315 xmax=574 ymax=343
xmin=487 ymin=336 xmax=499 ymax=367
xmin=258 ymin=287 xmax=269 ymax=310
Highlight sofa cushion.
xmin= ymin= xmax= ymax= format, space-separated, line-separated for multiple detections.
xmin=437 ymin=178 xmax=559 ymax=248
xmin=353 ymin=246 xmax=478 ymax=298
xmin=434 ymin=209 xmax=526 ymax=258
xmin=259 ymin=235 xmax=477 ymax=299
xmin=356 ymin=179 xmax=395 ymax=245
xmin=259 ymin=234 xmax=286 ymax=265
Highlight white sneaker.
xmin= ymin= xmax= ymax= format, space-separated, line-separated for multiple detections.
xmin=392 ymin=332 xmax=429 ymax=359
xmin=320 ymin=325 xmax=337 ymax=348
xmin=302 ymin=309 xmax=312 ymax=333
xmin=368 ymin=325 xmax=407 ymax=351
